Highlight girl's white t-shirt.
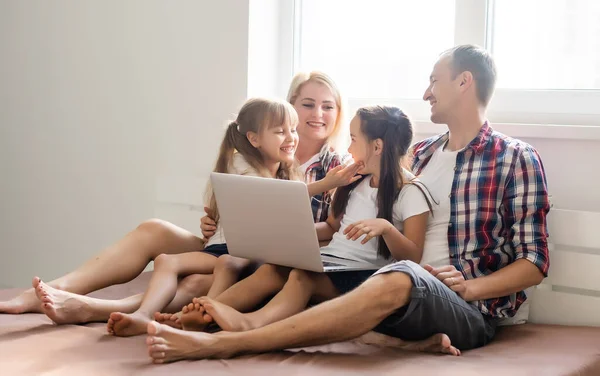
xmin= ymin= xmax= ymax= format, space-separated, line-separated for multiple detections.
xmin=320 ymin=171 xmax=432 ymax=268
xmin=205 ymin=153 xmax=260 ymax=248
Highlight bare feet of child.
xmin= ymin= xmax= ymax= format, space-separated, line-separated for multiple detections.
xmin=107 ymin=312 xmax=151 ymax=337
xmin=32 ymin=277 xmax=97 ymax=324
xmin=154 ymin=311 xmax=182 ymax=329
xmin=198 ymin=297 xmax=254 ymax=332
xmin=179 ymin=298 xmax=213 ymax=331
xmin=0 ymin=287 xmax=43 ymax=314
xmin=146 ymin=321 xmax=233 ymax=363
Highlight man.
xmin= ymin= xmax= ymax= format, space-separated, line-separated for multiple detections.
xmin=145 ymin=44 xmax=551 ymax=363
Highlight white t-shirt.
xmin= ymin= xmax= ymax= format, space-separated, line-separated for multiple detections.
xmin=320 ymin=171 xmax=432 ymax=268
xmin=298 ymin=153 xmax=320 ymax=176
xmin=205 ymin=153 xmax=260 ymax=247
xmin=416 ymin=144 xmax=459 ymax=269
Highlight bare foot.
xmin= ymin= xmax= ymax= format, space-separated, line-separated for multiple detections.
xmin=199 ymin=297 xmax=253 ymax=332
xmin=179 ymin=299 xmax=212 ymax=331
xmin=154 ymin=311 xmax=182 ymax=329
xmin=146 ymin=321 xmax=234 ymax=363
xmin=400 ymin=333 xmax=461 ymax=356
xmin=0 ymin=287 xmax=42 ymax=314
xmin=107 ymin=312 xmax=151 ymax=337
xmin=32 ymin=277 xmax=96 ymax=324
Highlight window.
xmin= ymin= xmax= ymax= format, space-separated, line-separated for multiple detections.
xmin=286 ymin=0 xmax=600 ymax=125
xmin=297 ymin=0 xmax=455 ymax=100
xmin=490 ymin=0 xmax=600 ymax=90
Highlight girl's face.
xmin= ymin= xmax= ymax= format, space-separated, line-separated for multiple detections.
xmin=347 ymin=115 xmax=380 ymax=176
xmin=293 ymin=81 xmax=339 ymax=147
xmin=252 ymin=119 xmax=299 ymax=166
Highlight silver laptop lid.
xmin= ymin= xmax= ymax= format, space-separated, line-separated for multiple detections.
xmin=210 ymin=172 xmax=325 ymax=272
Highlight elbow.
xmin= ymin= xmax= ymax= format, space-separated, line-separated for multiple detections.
xmin=532 ymin=269 xmax=545 ymax=286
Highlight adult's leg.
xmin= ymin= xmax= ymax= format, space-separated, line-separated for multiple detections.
xmin=0 ymin=219 xmax=205 ymax=314
xmin=200 ymin=269 xmax=339 ymax=331
xmin=146 ymin=270 xmax=414 ymax=362
xmin=107 ymin=252 xmax=217 ymax=336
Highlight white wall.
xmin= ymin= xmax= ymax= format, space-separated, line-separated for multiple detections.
xmin=0 ymin=1 xmax=249 ymax=288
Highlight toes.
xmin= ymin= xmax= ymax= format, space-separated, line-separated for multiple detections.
xmin=149 ymin=344 xmax=169 ymax=353
xmin=147 ymin=321 xmax=161 ymax=335
xmin=146 ymin=335 xmax=167 ymax=345
xmin=149 ymin=350 xmax=166 ymax=360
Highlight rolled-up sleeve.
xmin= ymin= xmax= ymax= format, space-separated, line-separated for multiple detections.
xmin=505 ymin=146 xmax=551 ymax=276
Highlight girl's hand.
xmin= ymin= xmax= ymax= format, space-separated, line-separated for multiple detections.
xmin=344 ymin=218 xmax=394 ymax=244
xmin=322 ymin=162 xmax=364 ymax=190
xmin=200 ymin=206 xmax=217 ymax=239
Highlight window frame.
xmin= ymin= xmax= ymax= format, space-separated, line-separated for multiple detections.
xmin=275 ymin=0 xmax=600 ymax=137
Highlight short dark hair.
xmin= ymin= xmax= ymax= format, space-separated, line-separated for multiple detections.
xmin=444 ymin=44 xmax=497 ymax=106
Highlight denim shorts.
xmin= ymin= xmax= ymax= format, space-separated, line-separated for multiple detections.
xmin=371 ymin=260 xmax=497 ymax=350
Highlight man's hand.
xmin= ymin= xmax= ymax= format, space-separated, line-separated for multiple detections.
xmin=424 ymin=264 xmax=471 ymax=301
xmin=200 ymin=206 xmax=217 ymax=239
xmin=344 ymin=218 xmax=394 ymax=244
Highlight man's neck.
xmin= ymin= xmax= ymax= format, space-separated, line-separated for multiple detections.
xmin=445 ymin=108 xmax=486 ymax=152
xmin=295 ymin=139 xmax=325 ymax=165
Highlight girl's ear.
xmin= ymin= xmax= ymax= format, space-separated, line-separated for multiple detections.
xmin=373 ymin=138 xmax=384 ymax=156
xmin=247 ymin=131 xmax=260 ymax=148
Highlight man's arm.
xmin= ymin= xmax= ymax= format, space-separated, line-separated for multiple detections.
xmin=428 ymin=146 xmax=551 ymax=302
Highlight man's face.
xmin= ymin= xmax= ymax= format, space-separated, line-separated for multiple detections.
xmin=423 ymin=55 xmax=461 ymax=124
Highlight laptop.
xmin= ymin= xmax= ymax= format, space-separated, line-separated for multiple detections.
xmin=209 ymin=172 xmax=377 ymax=272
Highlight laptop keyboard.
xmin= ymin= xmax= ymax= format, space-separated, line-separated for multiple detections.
xmin=322 ymin=260 xmax=346 ymax=268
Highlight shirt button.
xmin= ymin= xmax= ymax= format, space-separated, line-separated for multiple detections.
xmin=448 ymin=193 xmax=451 ymax=198
xmin=454 ymin=166 xmax=458 ymax=171
xmin=448 ymin=222 xmax=453 ymax=227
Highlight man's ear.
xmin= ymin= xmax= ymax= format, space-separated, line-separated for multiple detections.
xmin=459 ymin=71 xmax=474 ymax=90
xmin=247 ymin=131 xmax=260 ymax=148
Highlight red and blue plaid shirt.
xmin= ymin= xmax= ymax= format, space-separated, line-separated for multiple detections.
xmin=303 ymin=148 xmax=349 ymax=223
xmin=412 ymin=122 xmax=551 ymax=318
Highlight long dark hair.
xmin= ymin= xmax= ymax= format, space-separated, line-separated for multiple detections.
xmin=332 ymin=106 xmax=429 ymax=260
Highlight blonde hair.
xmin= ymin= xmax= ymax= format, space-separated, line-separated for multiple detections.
xmin=286 ymin=71 xmax=348 ymax=153
xmin=207 ymin=97 xmax=300 ymax=223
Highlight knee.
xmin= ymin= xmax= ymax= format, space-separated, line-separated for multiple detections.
xmin=255 ymin=264 xmax=288 ymax=284
xmin=214 ymin=255 xmax=247 ymax=274
xmin=359 ymin=272 xmax=413 ymax=312
xmin=153 ymin=253 xmax=177 ymax=271
xmin=137 ymin=218 xmax=172 ymax=238
xmin=288 ymin=269 xmax=315 ymax=288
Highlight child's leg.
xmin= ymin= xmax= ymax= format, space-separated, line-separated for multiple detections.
xmin=200 ymin=269 xmax=338 ymax=331
xmin=107 ymin=252 xmax=217 ymax=337
xmin=179 ymin=263 xmax=291 ymax=331
xmin=206 ymin=255 xmax=253 ymax=298
xmin=0 ymin=219 xmax=205 ymax=314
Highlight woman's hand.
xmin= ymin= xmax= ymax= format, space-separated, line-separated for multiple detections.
xmin=344 ymin=218 xmax=394 ymax=244
xmin=200 ymin=206 xmax=217 ymax=239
